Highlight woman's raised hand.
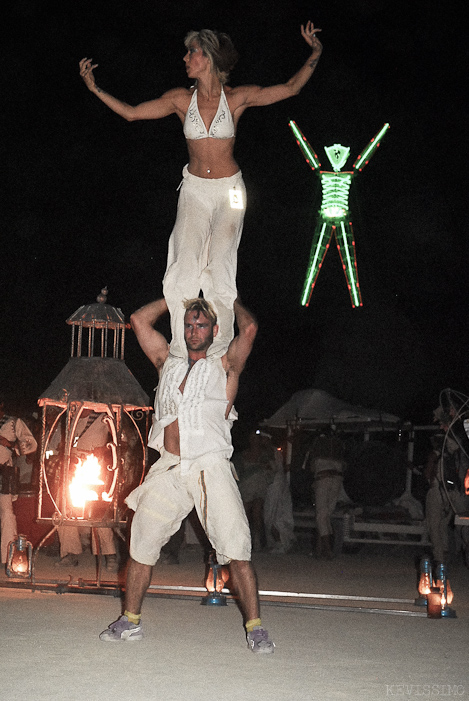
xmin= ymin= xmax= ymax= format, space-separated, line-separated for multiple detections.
xmin=79 ymin=57 xmax=99 ymax=91
xmin=301 ymin=21 xmax=322 ymax=55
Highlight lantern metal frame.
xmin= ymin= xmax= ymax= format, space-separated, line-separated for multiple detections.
xmin=29 ymin=290 xmax=152 ymax=583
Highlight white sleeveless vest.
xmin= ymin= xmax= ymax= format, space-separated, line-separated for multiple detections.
xmin=148 ymin=355 xmax=236 ymax=474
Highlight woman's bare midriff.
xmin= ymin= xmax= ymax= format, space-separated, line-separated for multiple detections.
xmin=186 ymin=137 xmax=239 ymax=179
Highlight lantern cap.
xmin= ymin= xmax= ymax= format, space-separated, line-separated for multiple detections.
xmin=67 ymin=288 xmax=130 ymax=330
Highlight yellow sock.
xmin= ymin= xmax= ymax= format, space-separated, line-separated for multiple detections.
xmin=124 ymin=610 xmax=141 ymax=625
xmin=245 ymin=618 xmax=262 ymax=632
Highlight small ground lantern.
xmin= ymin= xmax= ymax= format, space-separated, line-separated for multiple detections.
xmin=6 ymin=534 xmax=33 ymax=578
xmin=415 ymin=555 xmax=433 ymax=606
xmin=435 ymin=563 xmax=456 ymax=619
xmin=35 ymin=289 xmax=152 ymax=562
xmin=202 ymin=552 xmax=229 ymax=606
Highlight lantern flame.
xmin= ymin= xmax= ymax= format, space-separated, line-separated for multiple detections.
xmin=436 ymin=578 xmax=454 ymax=605
xmin=417 ymin=572 xmax=432 ymax=597
xmin=69 ymin=454 xmax=105 ymax=507
xmin=12 ymin=551 xmax=29 ymax=574
xmin=206 ymin=564 xmax=229 ymax=593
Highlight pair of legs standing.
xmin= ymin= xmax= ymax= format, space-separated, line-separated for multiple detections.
xmin=100 ymin=453 xmax=273 ymax=651
xmin=125 ymin=557 xmax=260 ymax=622
xmin=314 ymin=474 xmax=343 ymax=559
xmin=163 ymin=166 xmax=246 ymax=358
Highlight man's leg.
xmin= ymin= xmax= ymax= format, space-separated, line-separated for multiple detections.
xmin=93 ymin=527 xmax=116 ymax=556
xmin=426 ymin=486 xmax=451 ymax=563
xmin=229 ymin=558 xmax=275 ymax=653
xmin=100 ymin=459 xmax=194 ymax=641
xmin=99 ymin=558 xmax=153 ymax=641
xmin=97 ymin=557 xmax=148 ymax=642
xmin=55 ymin=526 xmax=82 ymax=567
xmin=125 ymin=558 xmax=153 ymax=615
xmin=94 ymin=527 xmax=118 ymax=572
xmin=228 ymin=559 xmax=259 ymax=621
xmin=57 ymin=526 xmax=82 ymax=556
xmin=191 ymin=460 xmax=274 ymax=652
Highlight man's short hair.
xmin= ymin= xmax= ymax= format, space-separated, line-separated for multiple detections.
xmin=184 ymin=29 xmax=238 ymax=85
xmin=433 ymin=406 xmax=452 ymax=426
xmin=183 ymin=298 xmax=217 ymax=326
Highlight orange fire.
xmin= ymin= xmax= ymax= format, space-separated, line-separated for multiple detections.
xmin=206 ymin=565 xmax=230 ymax=593
xmin=69 ymin=454 xmax=111 ymax=507
xmin=436 ymin=578 xmax=454 ymax=605
xmin=12 ymin=551 xmax=29 ymax=574
xmin=417 ymin=572 xmax=432 ymax=597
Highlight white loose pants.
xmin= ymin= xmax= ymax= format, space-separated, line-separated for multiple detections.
xmin=163 ymin=166 xmax=246 ymax=358
xmin=126 ymin=450 xmax=251 ymax=566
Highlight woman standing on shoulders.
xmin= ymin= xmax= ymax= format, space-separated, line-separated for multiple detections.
xmin=79 ymin=23 xmax=323 ymax=355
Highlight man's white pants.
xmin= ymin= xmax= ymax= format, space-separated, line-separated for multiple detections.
xmin=126 ymin=450 xmax=251 ymax=566
xmin=163 ymin=165 xmax=246 ymax=358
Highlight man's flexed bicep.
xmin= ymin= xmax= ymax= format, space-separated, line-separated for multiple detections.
xmin=130 ymin=298 xmax=170 ymax=370
xmin=225 ymin=298 xmax=258 ymax=375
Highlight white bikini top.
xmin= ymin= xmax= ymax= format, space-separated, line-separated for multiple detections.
xmin=183 ymin=87 xmax=235 ymax=140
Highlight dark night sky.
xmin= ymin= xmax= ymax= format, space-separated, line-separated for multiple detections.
xmin=1 ymin=0 xmax=468 ymax=428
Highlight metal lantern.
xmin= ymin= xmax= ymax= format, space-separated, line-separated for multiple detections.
xmin=6 ymin=534 xmax=33 ymax=578
xmin=435 ymin=563 xmax=456 ymax=619
xmin=415 ymin=555 xmax=433 ymax=606
xmin=202 ymin=552 xmax=229 ymax=606
xmin=34 ymin=290 xmax=152 ymax=573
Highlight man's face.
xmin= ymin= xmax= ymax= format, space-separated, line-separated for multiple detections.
xmin=184 ymin=309 xmax=217 ymax=352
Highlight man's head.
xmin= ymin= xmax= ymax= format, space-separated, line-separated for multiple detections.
xmin=184 ymin=29 xmax=238 ymax=84
xmin=433 ymin=406 xmax=452 ymax=431
xmin=183 ymin=298 xmax=218 ymax=353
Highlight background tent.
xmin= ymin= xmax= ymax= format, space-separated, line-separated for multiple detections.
xmin=264 ymin=388 xmax=401 ymax=430
xmin=264 ymin=389 xmax=409 ymax=507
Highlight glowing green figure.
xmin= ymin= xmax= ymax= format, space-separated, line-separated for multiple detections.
xmin=289 ymin=121 xmax=389 ymax=308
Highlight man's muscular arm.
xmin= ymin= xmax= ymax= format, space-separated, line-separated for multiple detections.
xmin=223 ymin=299 xmax=257 ymax=417
xmin=130 ymin=299 xmax=170 ymax=370
xmin=226 ymin=298 xmax=258 ymax=375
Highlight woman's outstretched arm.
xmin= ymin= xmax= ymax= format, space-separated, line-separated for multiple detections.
xmin=79 ymin=58 xmax=185 ymax=121
xmin=232 ymin=21 xmax=323 ymax=109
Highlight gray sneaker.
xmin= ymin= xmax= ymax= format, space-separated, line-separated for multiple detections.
xmin=99 ymin=615 xmax=143 ymax=642
xmin=246 ymin=626 xmax=275 ymax=654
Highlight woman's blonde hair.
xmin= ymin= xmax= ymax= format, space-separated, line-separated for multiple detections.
xmin=184 ymin=29 xmax=238 ymax=84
